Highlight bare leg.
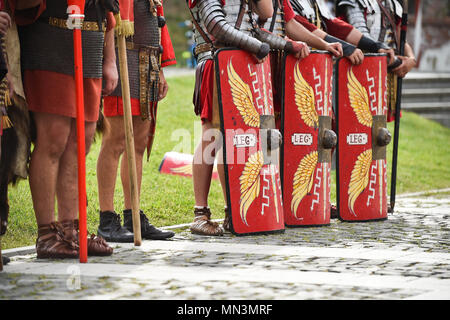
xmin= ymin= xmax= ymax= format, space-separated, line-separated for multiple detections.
xmin=29 ymin=112 xmax=71 ymax=226
xmin=120 ymin=116 xmax=150 ymax=209
xmin=192 ymin=140 xmax=213 ymax=207
xmin=216 ymin=147 xmax=231 ymax=231
xmin=119 ymin=117 xmax=174 ymax=240
xmin=56 ymin=119 xmax=97 ymax=222
xmin=215 ymin=147 xmax=227 ymax=205
xmin=97 ymin=116 xmax=126 ymax=212
xmin=193 ymin=121 xmax=221 ymax=207
xmin=96 ymin=116 xmax=134 ymax=243
xmin=190 ymin=121 xmax=224 ymax=236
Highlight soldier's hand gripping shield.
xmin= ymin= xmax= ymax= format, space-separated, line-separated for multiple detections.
xmin=281 ymin=51 xmax=336 ymax=227
xmin=214 ymin=48 xmax=285 ymax=236
xmin=335 ymin=54 xmax=391 ymax=221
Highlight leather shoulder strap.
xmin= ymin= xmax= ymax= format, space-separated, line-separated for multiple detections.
xmin=235 ymin=0 xmax=247 ymax=30
xmin=269 ymin=0 xmax=280 ymax=32
xmin=375 ymin=0 xmax=399 ymax=48
xmin=187 ymin=3 xmax=213 ymax=45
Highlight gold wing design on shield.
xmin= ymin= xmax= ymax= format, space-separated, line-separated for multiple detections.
xmin=227 ymin=61 xmax=260 ymax=128
xmin=347 ymin=68 xmax=373 ymax=127
xmin=291 ymin=151 xmax=318 ymax=218
xmin=294 ymin=63 xmax=319 ymax=128
xmin=170 ymin=164 xmax=218 ymax=176
xmin=239 ymin=150 xmax=264 ymax=226
xmin=348 ymin=149 xmax=372 ymax=216
xmin=170 ymin=164 xmax=193 ymax=175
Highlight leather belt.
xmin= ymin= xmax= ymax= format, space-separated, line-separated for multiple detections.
xmin=115 ymin=39 xmax=162 ymax=120
xmin=123 ymin=41 xmax=161 ymax=52
xmin=48 ymin=17 xmax=106 ymax=32
xmin=138 ymin=45 xmax=161 ymax=120
xmin=194 ymin=43 xmax=213 ymax=57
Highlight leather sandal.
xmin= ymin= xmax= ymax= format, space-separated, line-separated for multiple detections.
xmin=87 ymin=233 xmax=114 ymax=256
xmin=223 ymin=206 xmax=231 ymax=232
xmin=36 ymin=222 xmax=79 ymax=259
xmin=61 ymin=219 xmax=113 ymax=256
xmin=190 ymin=207 xmax=223 ymax=236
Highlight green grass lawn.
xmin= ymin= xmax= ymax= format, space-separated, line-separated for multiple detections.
xmin=2 ymin=75 xmax=450 ymax=249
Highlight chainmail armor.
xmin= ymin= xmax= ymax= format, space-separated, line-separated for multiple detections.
xmin=19 ymin=0 xmax=105 ymax=78
xmin=111 ymin=0 xmax=160 ymax=100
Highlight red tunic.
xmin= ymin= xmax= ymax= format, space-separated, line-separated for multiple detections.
xmin=198 ymin=59 xmax=215 ymax=122
xmin=324 ymin=17 xmax=354 ymax=40
xmin=283 ymin=0 xmax=296 ymax=22
xmin=294 ymin=14 xmax=354 ymax=41
xmin=103 ymin=1 xmax=176 ymax=117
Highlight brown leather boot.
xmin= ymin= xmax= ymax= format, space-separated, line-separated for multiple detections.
xmin=223 ymin=206 xmax=231 ymax=232
xmin=36 ymin=222 xmax=79 ymax=259
xmin=190 ymin=207 xmax=223 ymax=236
xmin=61 ymin=219 xmax=113 ymax=257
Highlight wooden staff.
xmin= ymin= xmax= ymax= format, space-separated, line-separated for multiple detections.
xmin=389 ymin=0 xmax=408 ymax=212
xmin=117 ymin=34 xmax=142 ymax=246
xmin=0 ymin=238 xmax=3 ymax=271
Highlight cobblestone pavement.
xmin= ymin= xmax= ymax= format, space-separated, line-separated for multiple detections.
xmin=1 ymin=194 xmax=449 ymax=300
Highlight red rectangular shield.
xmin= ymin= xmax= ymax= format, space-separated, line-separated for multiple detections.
xmin=214 ymin=48 xmax=285 ymax=235
xmin=281 ymin=51 xmax=334 ymax=227
xmin=336 ymin=54 xmax=390 ymax=221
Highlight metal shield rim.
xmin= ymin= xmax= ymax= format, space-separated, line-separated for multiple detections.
xmin=214 ymin=48 xmax=286 ymax=236
xmin=335 ymin=54 xmax=389 ymax=222
xmin=281 ymin=51 xmax=334 ymax=227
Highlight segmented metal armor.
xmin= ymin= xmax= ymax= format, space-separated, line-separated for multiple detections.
xmin=110 ymin=0 xmax=163 ymax=119
xmin=18 ymin=0 xmax=106 ymax=78
xmin=338 ymin=0 xmax=402 ymax=51
xmin=290 ymin=0 xmax=357 ymax=56
xmin=251 ymin=0 xmax=308 ymax=53
xmin=191 ymin=0 xmax=304 ymax=64
xmin=338 ymin=0 xmax=403 ymax=119
xmin=190 ymin=0 xmax=269 ymax=64
xmin=290 ymin=0 xmax=333 ymax=29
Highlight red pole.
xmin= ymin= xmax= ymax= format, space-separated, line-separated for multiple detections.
xmin=74 ymin=28 xmax=87 ymax=263
xmin=68 ymin=2 xmax=87 ymax=263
